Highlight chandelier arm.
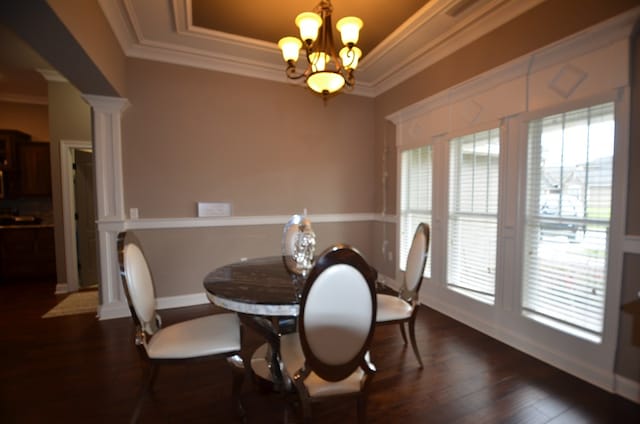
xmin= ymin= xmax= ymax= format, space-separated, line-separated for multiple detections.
xmin=344 ymin=70 xmax=355 ymax=88
xmin=285 ymin=66 xmax=307 ymax=80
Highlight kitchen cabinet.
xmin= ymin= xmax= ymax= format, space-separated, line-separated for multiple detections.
xmin=0 ymin=129 xmax=51 ymax=198
xmin=0 ymin=226 xmax=56 ymax=281
xmin=18 ymin=142 xmax=51 ymax=196
xmin=0 ymin=130 xmax=30 ymax=170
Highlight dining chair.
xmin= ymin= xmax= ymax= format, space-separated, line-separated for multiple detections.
xmin=376 ymin=223 xmax=430 ymax=368
xmin=280 ymin=244 xmax=377 ymax=423
xmin=116 ymin=231 xmax=246 ymax=423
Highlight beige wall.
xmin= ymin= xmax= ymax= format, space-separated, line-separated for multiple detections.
xmin=121 ymin=58 xmax=377 ymax=295
xmin=134 ymin=221 xmax=374 ymax=296
xmin=0 ymin=101 xmax=49 ymax=140
xmin=47 ymin=82 xmax=92 ymax=286
xmin=122 ymin=59 xmax=375 ymax=218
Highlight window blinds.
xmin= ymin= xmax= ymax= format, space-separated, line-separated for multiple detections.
xmin=447 ymin=129 xmax=500 ymax=304
xmin=522 ymin=103 xmax=614 ymax=342
xmin=399 ymin=146 xmax=432 ymax=277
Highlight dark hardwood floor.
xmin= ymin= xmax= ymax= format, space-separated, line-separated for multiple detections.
xmin=0 ymin=279 xmax=638 ymax=423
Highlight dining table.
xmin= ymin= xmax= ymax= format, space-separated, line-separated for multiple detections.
xmin=204 ymin=254 xmax=379 ymax=391
xmin=203 ymin=256 xmax=306 ymax=390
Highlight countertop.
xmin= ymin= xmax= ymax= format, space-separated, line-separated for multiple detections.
xmin=0 ymin=224 xmax=54 ymax=229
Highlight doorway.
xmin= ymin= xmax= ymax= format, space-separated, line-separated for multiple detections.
xmin=60 ymin=140 xmax=98 ymax=293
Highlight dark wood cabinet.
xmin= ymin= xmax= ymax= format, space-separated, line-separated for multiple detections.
xmin=0 ymin=226 xmax=56 ymax=281
xmin=18 ymin=142 xmax=52 ymax=196
xmin=0 ymin=130 xmax=51 ymax=198
xmin=0 ymin=130 xmax=30 ymax=171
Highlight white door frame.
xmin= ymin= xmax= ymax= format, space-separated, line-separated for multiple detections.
xmin=59 ymin=139 xmax=92 ymax=293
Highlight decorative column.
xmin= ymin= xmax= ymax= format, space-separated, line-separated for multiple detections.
xmin=83 ymin=94 xmax=129 ymax=319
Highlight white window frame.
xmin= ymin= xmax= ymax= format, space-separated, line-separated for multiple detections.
xmin=512 ymin=91 xmax=629 ymax=373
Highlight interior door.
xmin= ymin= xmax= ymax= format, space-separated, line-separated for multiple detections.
xmin=73 ymin=149 xmax=98 ymax=288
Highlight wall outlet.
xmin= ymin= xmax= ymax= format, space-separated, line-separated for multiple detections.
xmin=387 ymin=250 xmax=393 ymax=262
xmin=129 ymin=208 xmax=139 ymax=219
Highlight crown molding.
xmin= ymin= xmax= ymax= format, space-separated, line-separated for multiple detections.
xmin=364 ymin=0 xmax=547 ymax=95
xmin=98 ymin=0 xmax=555 ymax=98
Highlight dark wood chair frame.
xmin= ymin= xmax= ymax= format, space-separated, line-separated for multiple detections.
xmin=289 ymin=244 xmax=377 ymax=424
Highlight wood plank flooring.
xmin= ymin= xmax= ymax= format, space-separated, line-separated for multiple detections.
xmin=0 ymin=279 xmax=638 ymax=423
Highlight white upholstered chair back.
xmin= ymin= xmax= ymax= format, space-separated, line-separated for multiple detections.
xmin=304 ymin=264 xmax=372 ymax=368
xmin=122 ymin=242 xmax=159 ymax=336
xmin=404 ymin=223 xmax=429 ymax=294
xmin=298 ymin=245 xmax=376 ymax=382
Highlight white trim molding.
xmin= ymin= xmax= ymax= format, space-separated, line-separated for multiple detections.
xmin=97 ymin=212 xmax=395 ymax=233
xmin=97 ymin=0 xmax=550 ymax=99
xmin=624 ymin=235 xmax=640 ymax=255
xmin=96 ymin=212 xmax=396 ymax=319
xmin=123 ymin=212 xmax=381 ymax=230
xmin=615 ymin=374 xmax=640 ymax=404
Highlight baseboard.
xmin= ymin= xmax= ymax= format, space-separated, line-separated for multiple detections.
xmin=421 ymin=295 xmax=617 ymax=394
xmin=615 ymin=374 xmax=640 ymax=404
xmin=99 ymin=292 xmax=210 ymax=320
xmin=379 ymin=274 xmax=400 ymax=290
xmin=54 ymin=283 xmax=69 ymax=294
xmin=98 ymin=301 xmax=130 ymax=320
xmin=156 ymin=292 xmax=209 ymax=310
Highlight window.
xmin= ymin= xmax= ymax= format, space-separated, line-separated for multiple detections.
xmin=447 ymin=129 xmax=500 ymax=304
xmin=399 ymin=146 xmax=432 ymax=277
xmin=522 ymin=103 xmax=614 ymax=343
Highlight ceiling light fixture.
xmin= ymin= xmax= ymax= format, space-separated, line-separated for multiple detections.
xmin=278 ymin=0 xmax=363 ymax=99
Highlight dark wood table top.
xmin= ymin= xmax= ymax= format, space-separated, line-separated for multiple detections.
xmin=203 ymin=256 xmax=303 ymax=317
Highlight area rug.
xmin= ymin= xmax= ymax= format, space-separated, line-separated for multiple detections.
xmin=42 ymin=290 xmax=98 ymax=318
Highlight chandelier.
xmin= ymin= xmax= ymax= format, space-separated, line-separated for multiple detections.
xmin=278 ymin=0 xmax=363 ymax=99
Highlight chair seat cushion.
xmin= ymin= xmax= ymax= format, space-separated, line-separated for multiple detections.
xmin=280 ymin=332 xmax=365 ymax=397
xmin=146 ymin=312 xmax=241 ymax=359
xmin=376 ymin=294 xmax=412 ymax=322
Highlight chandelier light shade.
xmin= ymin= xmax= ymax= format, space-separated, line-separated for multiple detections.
xmin=278 ymin=0 xmax=363 ymax=99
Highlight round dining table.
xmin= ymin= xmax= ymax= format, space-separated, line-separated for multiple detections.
xmin=203 ymin=256 xmax=304 ymax=317
xmin=203 ymin=256 xmax=306 ymax=390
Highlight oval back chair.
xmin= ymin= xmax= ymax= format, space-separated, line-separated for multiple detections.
xmin=376 ymin=223 xmax=430 ymax=368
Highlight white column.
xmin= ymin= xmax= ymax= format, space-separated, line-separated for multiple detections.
xmin=83 ymin=94 xmax=130 ymax=319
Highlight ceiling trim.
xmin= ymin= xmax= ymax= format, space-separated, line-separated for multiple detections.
xmin=0 ymin=93 xmax=48 ymax=105
xmin=98 ymin=0 xmax=546 ymax=98
xmin=37 ymin=68 xmax=67 ymax=83
xmin=364 ymin=0 xmax=548 ymax=95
